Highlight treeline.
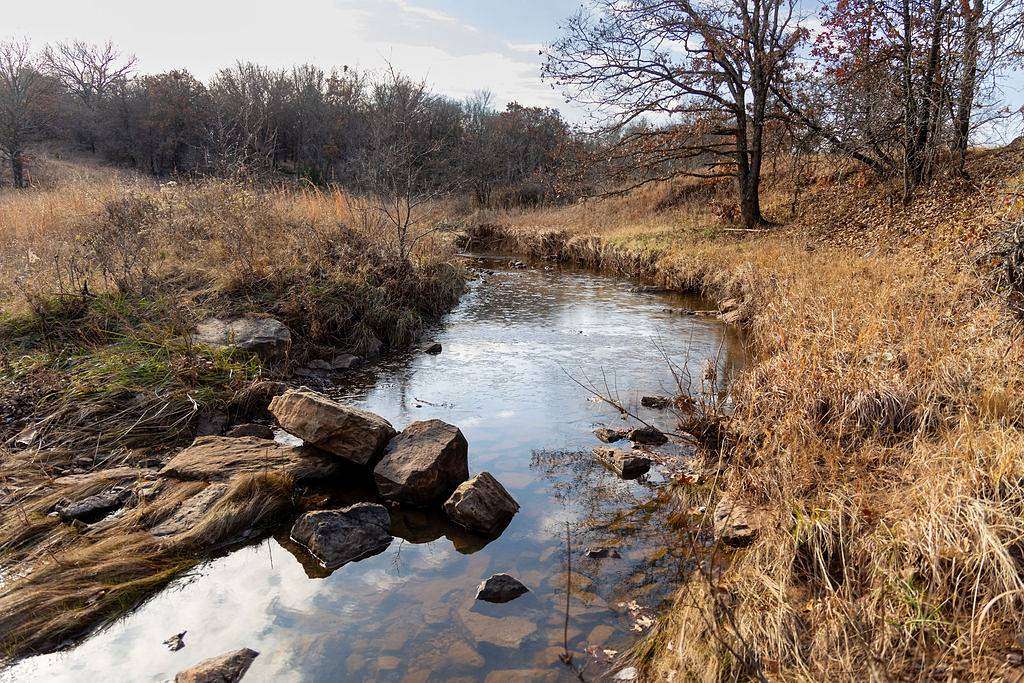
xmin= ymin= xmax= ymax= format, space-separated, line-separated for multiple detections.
xmin=0 ymin=39 xmax=581 ymax=206
xmin=4 ymin=0 xmax=1024 ymax=227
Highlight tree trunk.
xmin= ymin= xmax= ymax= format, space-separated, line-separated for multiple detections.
xmin=954 ymin=0 xmax=982 ymax=174
xmin=738 ymin=170 xmax=763 ymax=229
xmin=901 ymin=0 xmax=919 ymax=199
xmin=10 ymin=152 xmax=25 ymax=189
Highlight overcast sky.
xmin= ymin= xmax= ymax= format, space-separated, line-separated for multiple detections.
xmin=6 ymin=0 xmax=1023 ymax=137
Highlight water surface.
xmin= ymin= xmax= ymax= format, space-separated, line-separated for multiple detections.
xmin=4 ymin=256 xmax=743 ymax=682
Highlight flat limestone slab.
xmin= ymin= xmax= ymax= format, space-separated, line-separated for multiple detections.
xmin=160 ymin=436 xmax=339 ymax=483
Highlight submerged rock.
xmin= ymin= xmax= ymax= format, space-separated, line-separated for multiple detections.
xmin=57 ymin=488 xmax=132 ymax=524
xmin=150 ymin=483 xmax=228 ymax=537
xmin=373 ymin=419 xmax=469 ymax=506
xmin=594 ymin=427 xmax=627 ymax=444
xmin=424 ymin=342 xmax=443 ymax=355
xmin=290 ymin=503 xmax=393 ymax=570
xmin=268 ymin=389 xmax=395 ymax=466
xmin=159 ymin=436 xmax=339 ymax=483
xmin=195 ymin=316 xmax=291 ymax=361
xmin=174 ymin=647 xmax=259 ymax=683
xmin=461 ymin=611 xmax=537 ymax=649
xmin=627 ymin=425 xmax=668 ymax=446
xmin=585 ymin=547 xmax=622 ymax=559
xmin=225 ymin=423 xmax=275 ymax=440
xmin=444 ymin=472 xmax=519 ymax=535
xmin=713 ymin=495 xmax=758 ymax=548
xmin=594 ymin=447 xmax=652 ymax=480
xmin=641 ymin=395 xmax=673 ymax=409
xmin=476 ymin=573 xmax=530 ymax=603
xmin=331 ymin=354 xmax=362 ymax=370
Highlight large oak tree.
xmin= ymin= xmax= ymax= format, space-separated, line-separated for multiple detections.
xmin=544 ymin=0 xmax=801 ymax=228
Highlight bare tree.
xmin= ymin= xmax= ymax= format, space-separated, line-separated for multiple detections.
xmin=952 ymin=0 xmax=1024 ymax=173
xmin=778 ymin=0 xmax=1024 ymax=191
xmin=545 ymin=0 xmax=802 ymax=228
xmin=0 ymin=38 xmax=44 ymax=188
xmin=40 ymin=40 xmax=135 ymax=105
xmin=356 ymin=67 xmax=450 ymax=261
xmin=40 ymin=40 xmax=135 ymax=152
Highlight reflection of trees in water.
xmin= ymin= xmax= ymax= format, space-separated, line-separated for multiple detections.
xmin=530 ymin=448 xmax=699 ymax=607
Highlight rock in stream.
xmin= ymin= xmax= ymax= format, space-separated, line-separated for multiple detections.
xmin=476 ymin=573 xmax=530 ymax=603
xmin=174 ymin=647 xmax=259 ymax=683
xmin=269 ymin=388 xmax=396 ymax=466
xmin=290 ymin=503 xmax=394 ymax=569
xmin=373 ymin=419 xmax=469 ymax=506
xmin=444 ymin=471 xmax=519 ymax=535
xmin=594 ymin=447 xmax=652 ymax=480
xmin=627 ymin=425 xmax=668 ymax=446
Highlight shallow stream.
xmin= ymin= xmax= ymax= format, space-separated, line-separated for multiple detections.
xmin=4 ymin=256 xmax=744 ymax=682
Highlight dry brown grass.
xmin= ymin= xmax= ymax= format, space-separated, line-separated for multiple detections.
xmin=472 ymin=149 xmax=1024 ymax=680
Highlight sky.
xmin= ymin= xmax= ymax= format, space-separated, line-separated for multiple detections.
xmin=5 ymin=0 xmax=582 ymax=111
xmin=5 ymin=0 xmax=1023 ymax=138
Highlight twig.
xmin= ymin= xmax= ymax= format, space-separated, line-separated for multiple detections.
xmin=558 ymin=521 xmax=587 ymax=680
xmin=564 ymin=521 xmax=572 ymax=656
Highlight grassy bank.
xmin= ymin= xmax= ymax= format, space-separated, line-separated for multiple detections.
xmin=468 ymin=149 xmax=1024 ymax=680
xmin=0 ymin=166 xmax=465 ymax=658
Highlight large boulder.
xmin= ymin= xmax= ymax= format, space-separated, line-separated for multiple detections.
xmin=175 ymin=648 xmax=259 ymax=683
xmin=444 ymin=472 xmax=519 ymax=535
xmin=195 ymin=316 xmax=291 ymax=361
xmin=373 ymin=420 xmax=469 ymax=506
xmin=268 ymin=389 xmax=395 ymax=466
xmin=159 ymin=436 xmax=339 ymax=483
xmin=290 ymin=503 xmax=393 ymax=569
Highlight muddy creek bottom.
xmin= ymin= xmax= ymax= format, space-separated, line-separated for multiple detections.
xmin=3 ymin=256 xmax=744 ymax=683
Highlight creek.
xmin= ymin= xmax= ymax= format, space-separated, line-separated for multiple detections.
xmin=3 ymin=255 xmax=744 ymax=682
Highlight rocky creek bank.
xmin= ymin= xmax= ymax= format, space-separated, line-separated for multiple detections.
xmin=0 ymin=380 xmax=523 ymax=671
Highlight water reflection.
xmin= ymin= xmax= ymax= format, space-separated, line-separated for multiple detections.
xmin=2 ymin=256 xmax=742 ymax=683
